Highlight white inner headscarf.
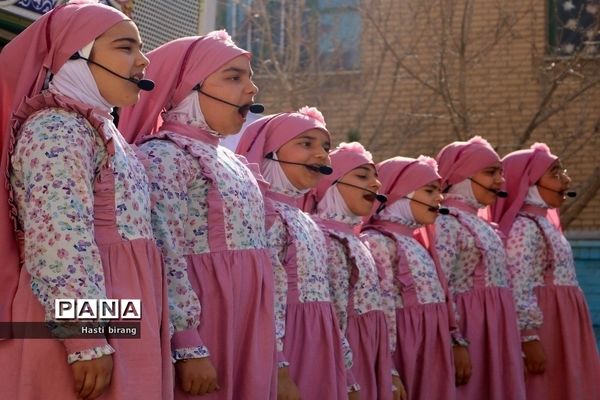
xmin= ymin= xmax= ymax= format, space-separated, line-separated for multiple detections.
xmin=163 ymin=91 xmax=221 ymax=137
xmin=447 ymin=178 xmax=485 ymax=208
xmin=49 ymin=40 xmax=113 ymax=113
xmin=378 ymin=191 xmax=421 ymax=227
xmin=48 ymin=42 xmax=127 ymax=151
xmin=317 ymin=185 xmax=354 ymax=216
xmin=524 ymin=185 xmax=548 ymax=208
xmin=262 ymin=152 xmax=310 ymax=197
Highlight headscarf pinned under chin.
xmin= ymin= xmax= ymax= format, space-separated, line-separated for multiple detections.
xmin=0 ymin=1 xmax=129 ymax=322
xmin=162 ymin=91 xmax=219 ymax=136
xmin=118 ymin=31 xmax=251 ymax=143
xmin=262 ymin=153 xmax=309 ymax=198
xmin=492 ymin=143 xmax=559 ymax=235
xmin=366 ymin=155 xmax=441 ymax=221
xmin=378 ymin=193 xmax=421 ymax=229
xmin=436 ymin=136 xmax=501 ymax=192
xmin=236 ymin=106 xmax=331 ymax=183
xmin=524 ymin=186 xmax=548 ymax=208
xmin=236 ymin=106 xmax=330 ymax=171
xmin=305 ymin=141 xmax=374 ymax=214
xmin=316 ymin=185 xmax=354 ymax=217
xmin=445 ymin=178 xmax=485 ymax=209
xmin=314 ymin=142 xmax=373 ymax=200
xmin=49 ymin=57 xmax=113 ymax=114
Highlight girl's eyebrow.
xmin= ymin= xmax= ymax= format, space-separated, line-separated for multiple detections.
xmin=221 ymin=66 xmax=253 ymax=77
xmin=112 ymin=37 xmax=140 ymax=45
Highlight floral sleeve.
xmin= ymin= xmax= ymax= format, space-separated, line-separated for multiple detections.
xmin=324 ymin=237 xmax=351 ymax=335
xmin=361 ymin=231 xmax=398 ymax=354
xmin=266 ymin=215 xmax=290 ymax=367
xmin=10 ymin=110 xmax=114 ymax=362
xmin=140 ymin=140 xmax=208 ymax=360
xmin=323 ymin=237 xmax=360 ymax=392
xmin=433 ymin=216 xmax=465 ymax=332
xmin=505 ymin=217 xmax=544 ymax=341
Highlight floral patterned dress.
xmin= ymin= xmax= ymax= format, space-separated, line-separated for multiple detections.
xmin=138 ymin=117 xmax=275 ymax=400
xmin=433 ymin=194 xmax=526 ymax=400
xmin=362 ymin=216 xmax=455 ymax=400
xmin=2 ymin=93 xmax=171 ymax=400
xmin=266 ymin=190 xmax=355 ymax=399
xmin=315 ymin=212 xmax=393 ymax=400
xmin=505 ymin=204 xmax=600 ymax=400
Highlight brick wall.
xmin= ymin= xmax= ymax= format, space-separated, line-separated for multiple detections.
xmin=251 ymin=0 xmax=600 ymax=231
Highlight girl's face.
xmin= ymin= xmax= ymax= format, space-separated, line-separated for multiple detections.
xmin=471 ymin=162 xmax=504 ymax=205
xmin=410 ymin=180 xmax=443 ymax=225
xmin=537 ymin=160 xmax=572 ymax=208
xmin=199 ymin=55 xmax=258 ymax=135
xmin=88 ymin=21 xmax=149 ymax=107
xmin=276 ymin=129 xmax=331 ymax=190
xmin=337 ymin=164 xmax=381 ymax=216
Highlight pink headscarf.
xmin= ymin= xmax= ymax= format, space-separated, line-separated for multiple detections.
xmin=492 ymin=143 xmax=559 ymax=235
xmin=118 ymin=31 xmax=250 ymax=143
xmin=436 ymin=136 xmax=501 ymax=191
xmin=377 ymin=156 xmax=441 ymax=205
xmin=235 ymin=106 xmax=330 ymax=168
xmin=0 ymin=1 xmax=128 ymax=322
xmin=364 ymin=155 xmax=441 ymax=248
xmin=310 ymin=142 xmax=375 ymax=205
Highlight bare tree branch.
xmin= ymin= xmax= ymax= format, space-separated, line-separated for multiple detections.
xmin=561 ymin=166 xmax=600 ymax=229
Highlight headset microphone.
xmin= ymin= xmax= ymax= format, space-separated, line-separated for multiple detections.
xmin=537 ymin=184 xmax=576 ymax=198
xmin=334 ymin=181 xmax=388 ymax=203
xmin=194 ymin=85 xmax=265 ymax=115
xmin=69 ymin=53 xmax=155 ymax=91
xmin=469 ymin=178 xmax=508 ymax=198
xmin=248 ymin=104 xmax=265 ymax=113
xmin=406 ymin=197 xmax=450 ymax=215
xmin=265 ymin=152 xmax=333 ymax=175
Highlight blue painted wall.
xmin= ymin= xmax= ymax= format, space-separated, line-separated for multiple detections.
xmin=571 ymin=239 xmax=600 ymax=350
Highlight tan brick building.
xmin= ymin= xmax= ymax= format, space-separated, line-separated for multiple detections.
xmin=223 ymin=0 xmax=599 ymax=233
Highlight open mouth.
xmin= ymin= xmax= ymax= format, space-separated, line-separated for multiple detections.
xmin=363 ymin=193 xmax=376 ymax=202
xmin=559 ymin=190 xmax=571 ymax=197
xmin=238 ymin=104 xmax=251 ymax=119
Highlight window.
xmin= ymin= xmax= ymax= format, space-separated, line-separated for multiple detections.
xmin=548 ymin=0 xmax=600 ymax=56
xmin=217 ymin=0 xmax=361 ymax=71
xmin=318 ymin=0 xmax=360 ymax=70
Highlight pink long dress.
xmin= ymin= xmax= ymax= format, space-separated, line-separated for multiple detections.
xmin=138 ymin=117 xmax=275 ymax=400
xmin=266 ymin=190 xmax=355 ymax=400
xmin=0 ymin=92 xmax=172 ymax=399
xmin=315 ymin=213 xmax=394 ymax=400
xmin=505 ymin=204 xmax=600 ymax=400
xmin=433 ymin=195 xmax=526 ymax=400
xmin=362 ymin=218 xmax=456 ymax=400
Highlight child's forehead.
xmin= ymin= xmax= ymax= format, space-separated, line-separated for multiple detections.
xmin=352 ymin=165 xmax=375 ymax=173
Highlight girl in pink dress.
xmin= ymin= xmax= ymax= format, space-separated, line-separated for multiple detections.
xmin=118 ymin=32 xmax=275 ymax=399
xmin=493 ymin=143 xmax=600 ymax=400
xmin=237 ymin=109 xmax=360 ymax=400
xmin=361 ymin=155 xmax=463 ymax=400
xmin=430 ymin=136 xmax=526 ymax=400
xmin=0 ymin=3 xmax=172 ymax=399
xmin=306 ymin=142 xmax=396 ymax=400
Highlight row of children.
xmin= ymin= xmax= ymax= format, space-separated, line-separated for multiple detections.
xmin=0 ymin=2 xmax=598 ymax=400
